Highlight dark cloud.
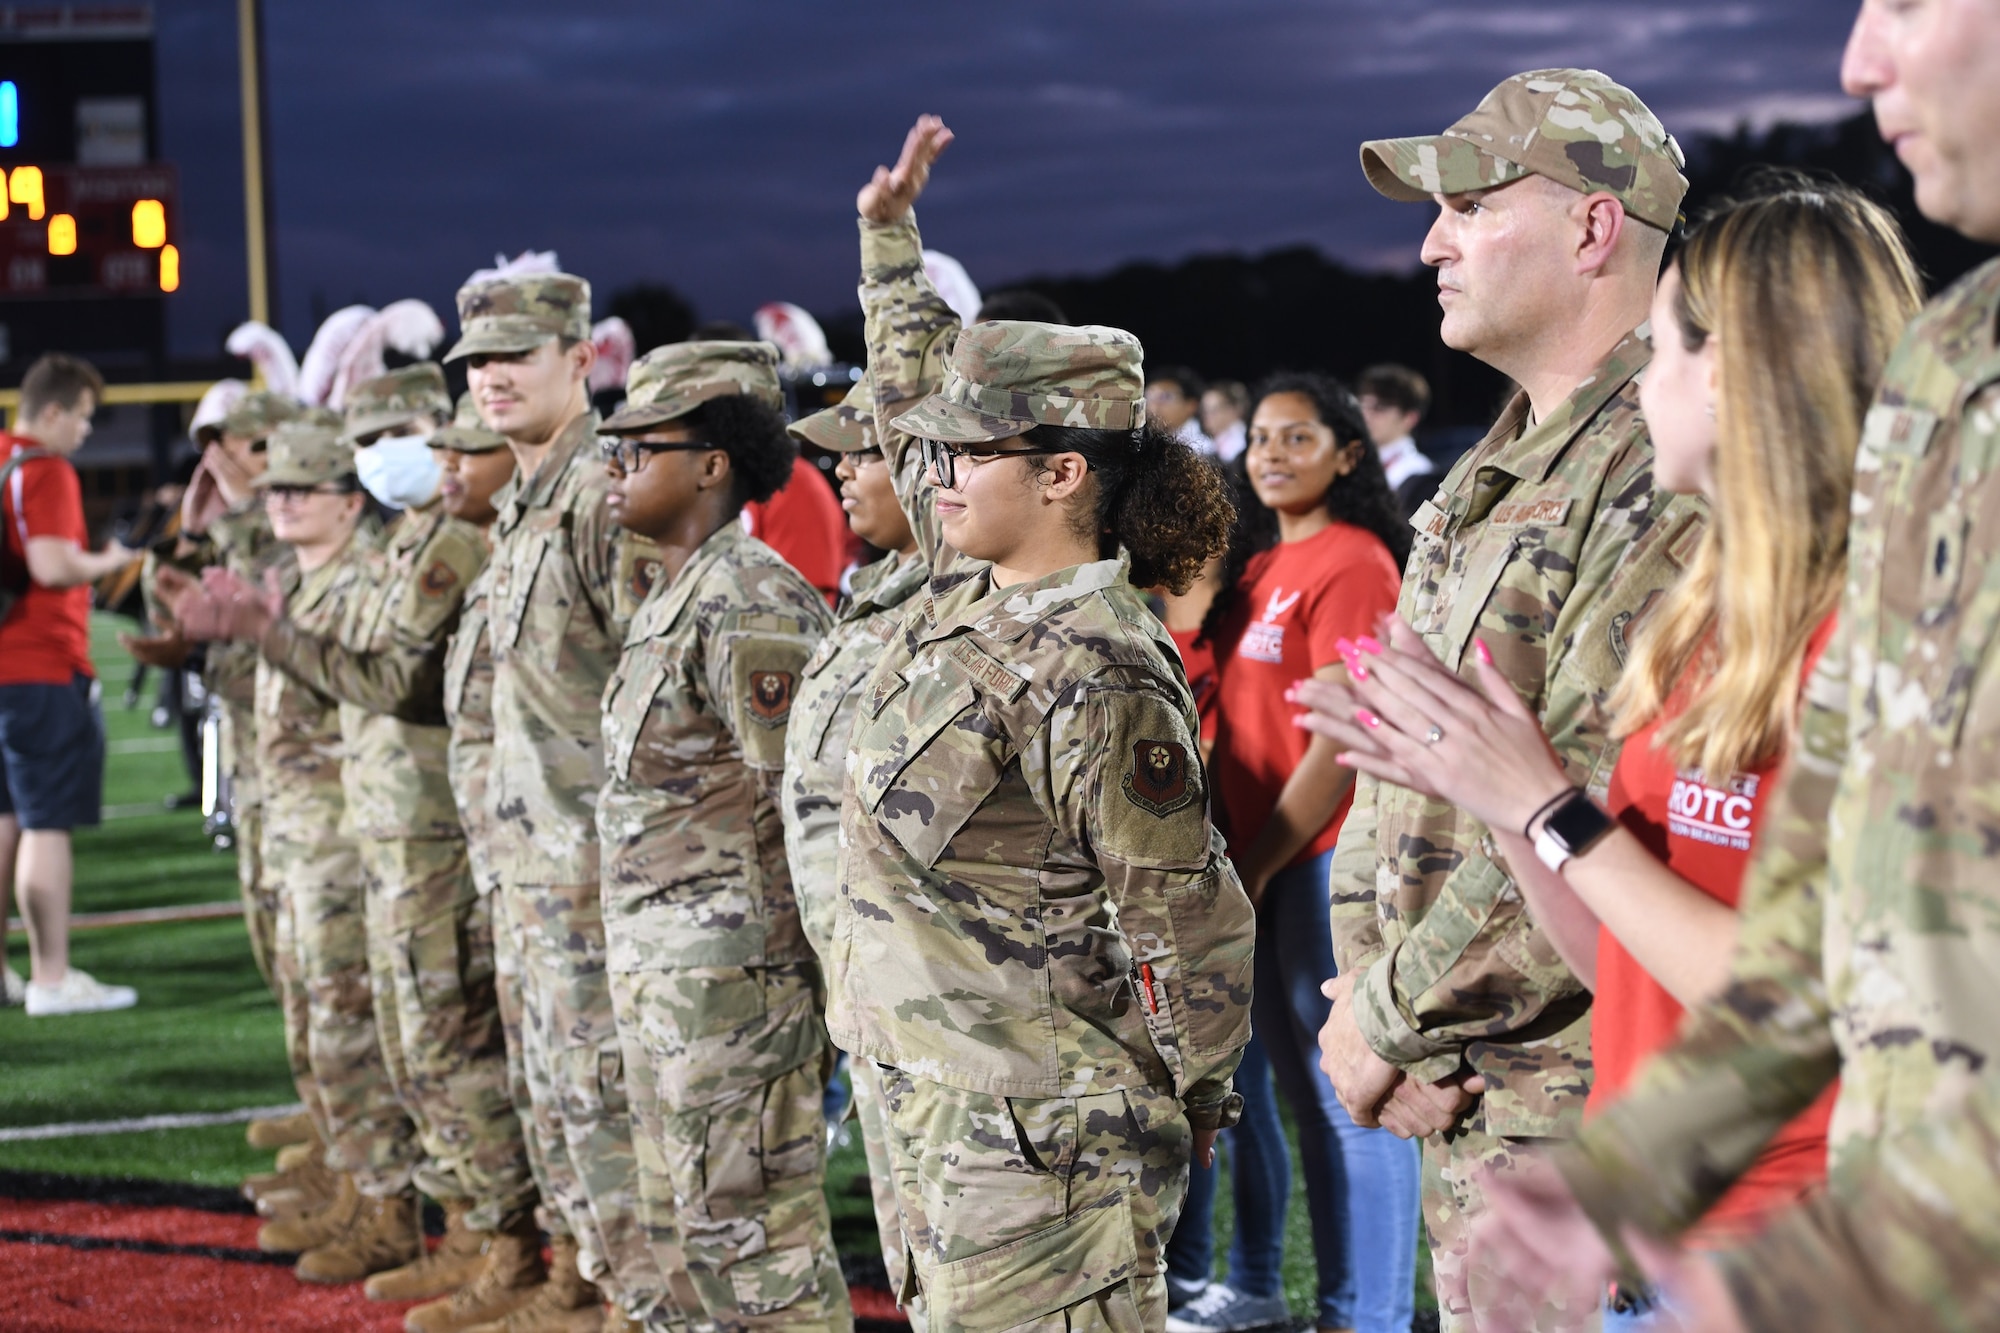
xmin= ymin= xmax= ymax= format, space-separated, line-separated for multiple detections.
xmin=156 ymin=1 xmax=1859 ymax=358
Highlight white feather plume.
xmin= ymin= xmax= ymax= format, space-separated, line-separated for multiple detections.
xmin=323 ymin=300 xmax=446 ymax=410
xmin=467 ymin=250 xmax=562 ymax=284
xmin=223 ymin=322 xmax=300 ymax=399
xmin=189 ymin=378 xmax=248 ymax=443
xmin=924 ymin=250 xmax=982 ymax=327
xmin=753 ymin=302 xmax=832 ymax=373
xmin=589 ymin=317 xmax=636 ymax=393
xmin=296 ymin=305 xmax=377 ymax=407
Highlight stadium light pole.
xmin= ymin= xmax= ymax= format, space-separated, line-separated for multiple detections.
xmin=237 ymin=0 xmax=275 ymax=329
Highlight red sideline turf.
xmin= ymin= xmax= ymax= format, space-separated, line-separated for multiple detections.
xmin=1 ymin=1194 xmax=911 ymax=1331
xmin=0 ymin=1196 xmax=416 ymax=1332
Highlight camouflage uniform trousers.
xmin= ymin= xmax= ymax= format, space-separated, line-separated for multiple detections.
xmin=849 ymin=1057 xmax=925 ymax=1332
xmin=268 ymin=832 xmax=418 ymax=1193
xmin=610 ymin=961 xmax=850 ymax=1332
xmin=362 ymin=836 xmax=535 ymax=1230
xmin=505 ymin=882 xmax=676 ymax=1322
xmin=221 ymin=703 xmax=279 ymax=1001
xmin=491 ymin=883 xmax=570 ymax=1241
xmin=1425 ymin=1126 xmax=1598 ymax=1333
xmin=877 ymin=1067 xmax=1192 ymax=1333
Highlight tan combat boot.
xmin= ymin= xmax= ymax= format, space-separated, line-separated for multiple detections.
xmin=251 ymin=1153 xmax=340 ymax=1221
xmin=258 ymin=1171 xmax=361 ymax=1253
xmin=243 ymin=1137 xmax=325 ymax=1203
xmin=365 ymin=1200 xmax=487 ymax=1302
xmin=403 ymin=1214 xmax=547 ymax=1333
xmin=245 ymin=1110 xmax=316 ymax=1150
xmin=296 ymin=1189 xmax=423 ymax=1285
xmin=597 ymin=1309 xmax=641 ymax=1333
xmin=461 ymin=1235 xmax=602 ymax=1333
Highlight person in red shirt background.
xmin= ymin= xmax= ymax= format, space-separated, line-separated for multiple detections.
xmin=742 ymin=454 xmax=850 ymax=603
xmin=1292 ymin=179 xmax=1923 ymax=1325
xmin=1167 ymin=373 xmax=1414 ymax=1333
xmin=0 ymin=353 xmax=143 ymax=1017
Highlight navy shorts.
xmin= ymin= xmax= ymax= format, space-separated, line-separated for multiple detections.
xmin=0 ymin=672 xmax=105 ymax=830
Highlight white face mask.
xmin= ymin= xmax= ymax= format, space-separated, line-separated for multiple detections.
xmin=355 ymin=432 xmax=441 ymax=509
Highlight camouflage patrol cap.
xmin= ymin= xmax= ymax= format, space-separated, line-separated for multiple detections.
xmin=427 ymin=392 xmax=508 ymax=455
xmin=341 ymin=362 xmax=451 ymax=443
xmin=890 ymin=321 xmax=1146 ymax=445
xmin=599 ymin=340 xmax=785 ymax=435
xmin=254 ymin=421 xmax=355 ymax=489
xmin=219 ymin=389 xmax=305 ymax=443
xmin=444 ymin=273 xmax=591 ymax=362
xmin=1360 ymin=68 xmax=1688 ymax=232
xmin=787 ymin=378 xmax=876 ymax=453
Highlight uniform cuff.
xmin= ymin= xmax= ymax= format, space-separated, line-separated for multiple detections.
xmin=1184 ymin=1091 xmax=1243 ymax=1134
xmin=859 ymin=213 xmax=922 ymax=280
xmin=1353 ymin=951 xmax=1461 ymax=1076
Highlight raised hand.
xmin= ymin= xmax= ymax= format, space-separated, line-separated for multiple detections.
xmin=857 ymin=114 xmax=955 ymax=223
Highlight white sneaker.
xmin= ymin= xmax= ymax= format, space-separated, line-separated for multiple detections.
xmin=2 ymin=964 xmax=22 ymax=1007
xmin=25 ymin=968 xmax=138 ymax=1017
xmin=1164 ymin=1284 xmax=1294 ymax=1333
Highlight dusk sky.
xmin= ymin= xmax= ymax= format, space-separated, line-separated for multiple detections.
xmin=156 ymin=2 xmax=1862 ymax=359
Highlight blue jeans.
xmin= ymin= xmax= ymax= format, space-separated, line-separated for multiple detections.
xmin=1169 ymin=847 xmax=1422 ymax=1333
xmin=1169 ymin=1030 xmax=1290 ymax=1299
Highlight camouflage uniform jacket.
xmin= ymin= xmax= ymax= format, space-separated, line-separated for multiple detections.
xmin=255 ymin=536 xmax=373 ymax=840
xmin=260 ymin=502 xmax=485 ymax=842
xmin=486 ymin=411 xmax=628 ymax=886
xmin=1328 ymin=330 xmax=1706 ymax=1139
xmin=596 ymin=521 xmax=831 ymax=975
xmin=1560 ymin=260 xmax=2000 ymax=1261
xmin=445 ymin=565 xmax=506 ymax=893
xmin=781 ymin=547 xmax=929 ymax=958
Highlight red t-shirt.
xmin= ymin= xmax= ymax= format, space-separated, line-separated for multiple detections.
xmin=743 ymin=457 xmax=850 ymax=604
xmin=0 ymin=434 xmax=92 ymax=685
xmin=1166 ymin=625 xmax=1219 ymax=745
xmin=1212 ymin=520 xmax=1401 ymax=863
xmin=1593 ymin=612 xmax=1841 ymax=1238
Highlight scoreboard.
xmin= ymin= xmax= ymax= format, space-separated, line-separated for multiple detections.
xmin=0 ymin=5 xmax=174 ymax=303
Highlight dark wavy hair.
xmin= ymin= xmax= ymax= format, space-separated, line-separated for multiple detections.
xmin=1199 ymin=371 xmax=1410 ymax=645
xmin=675 ymin=395 xmax=797 ymax=507
xmin=1017 ymin=421 xmax=1236 ymax=595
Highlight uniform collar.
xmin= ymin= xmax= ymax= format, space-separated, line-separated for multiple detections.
xmin=385 ymin=498 xmax=444 ymax=559
xmin=494 ymin=410 xmax=599 ymax=528
xmin=846 ymin=549 xmax=928 ymax=618
xmin=1467 ymin=326 xmax=1652 ymax=487
xmin=922 ymin=552 xmax=1129 ymax=645
xmin=630 ymin=520 xmax=747 ymax=641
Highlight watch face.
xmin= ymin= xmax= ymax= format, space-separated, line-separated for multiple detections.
xmin=1546 ymin=792 xmax=1615 ymax=854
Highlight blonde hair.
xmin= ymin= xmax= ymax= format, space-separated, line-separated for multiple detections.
xmin=1611 ymin=177 xmax=1922 ymax=777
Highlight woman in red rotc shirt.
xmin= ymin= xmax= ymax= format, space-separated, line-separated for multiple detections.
xmin=1293 ymin=180 xmax=1923 ymax=1323
xmin=1167 ymin=373 xmax=1413 ymax=1333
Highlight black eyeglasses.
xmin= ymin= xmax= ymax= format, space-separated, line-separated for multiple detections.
xmin=598 ymin=437 xmax=716 ymax=473
xmin=264 ymin=483 xmax=352 ymax=501
xmin=920 ymin=438 xmax=1051 ymax=490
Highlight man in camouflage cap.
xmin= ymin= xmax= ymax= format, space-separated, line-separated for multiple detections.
xmin=161 ymin=421 xmax=429 ymax=1283
xmin=595 ymin=339 xmax=847 ymax=1330
xmin=134 ymin=386 xmax=312 ymax=1163
xmin=1459 ymin=5 xmax=2000 ymax=1329
xmin=448 ymin=268 xmax=678 ymax=1332
xmin=1292 ymin=67 xmax=1705 ymax=1331
xmin=179 ymin=364 xmax=537 ymax=1307
xmin=779 ymin=377 xmax=931 ymax=1328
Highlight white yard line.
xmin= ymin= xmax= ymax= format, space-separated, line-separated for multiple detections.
xmin=0 ymin=1104 xmax=304 ymax=1143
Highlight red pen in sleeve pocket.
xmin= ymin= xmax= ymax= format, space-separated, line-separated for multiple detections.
xmin=1140 ymin=963 xmax=1159 ymax=1014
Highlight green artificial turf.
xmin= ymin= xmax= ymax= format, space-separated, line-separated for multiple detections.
xmin=3 ymin=617 xmax=1435 ymax=1321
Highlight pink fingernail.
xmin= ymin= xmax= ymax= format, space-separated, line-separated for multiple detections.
xmin=1355 ymin=707 xmax=1381 ymax=729
xmin=1475 ymin=639 xmax=1493 ymax=665
xmin=1335 ymin=636 xmax=1356 ymax=656
xmin=1348 ymin=657 xmax=1369 ymax=682
xmin=1356 ymin=636 xmax=1383 ymax=655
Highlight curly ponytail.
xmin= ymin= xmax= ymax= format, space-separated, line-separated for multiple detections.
xmin=1021 ymin=422 xmax=1236 ymax=595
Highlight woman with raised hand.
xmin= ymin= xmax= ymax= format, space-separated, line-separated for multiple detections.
xmin=1292 ymin=177 xmax=1921 ymax=1326
xmin=1168 ymin=373 xmax=1414 ymax=1333
xmin=828 ymin=307 xmax=1254 ymax=1330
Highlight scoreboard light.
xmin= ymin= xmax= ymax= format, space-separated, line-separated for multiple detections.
xmin=158 ymin=242 xmax=177 ymax=292
xmin=8 ymin=165 xmax=42 ymax=219
xmin=130 ymin=196 xmax=162 ymax=247
xmin=47 ymin=212 xmax=75 ymax=255
xmin=0 ymin=81 xmax=15 ymax=150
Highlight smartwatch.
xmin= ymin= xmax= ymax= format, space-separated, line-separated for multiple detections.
xmin=1530 ymin=789 xmax=1615 ymax=872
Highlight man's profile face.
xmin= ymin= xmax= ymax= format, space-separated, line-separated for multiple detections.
xmin=1420 ymin=175 xmax=1577 ymax=360
xmin=26 ymin=391 xmax=96 ymax=456
xmin=1844 ymin=0 xmax=2000 ymax=243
